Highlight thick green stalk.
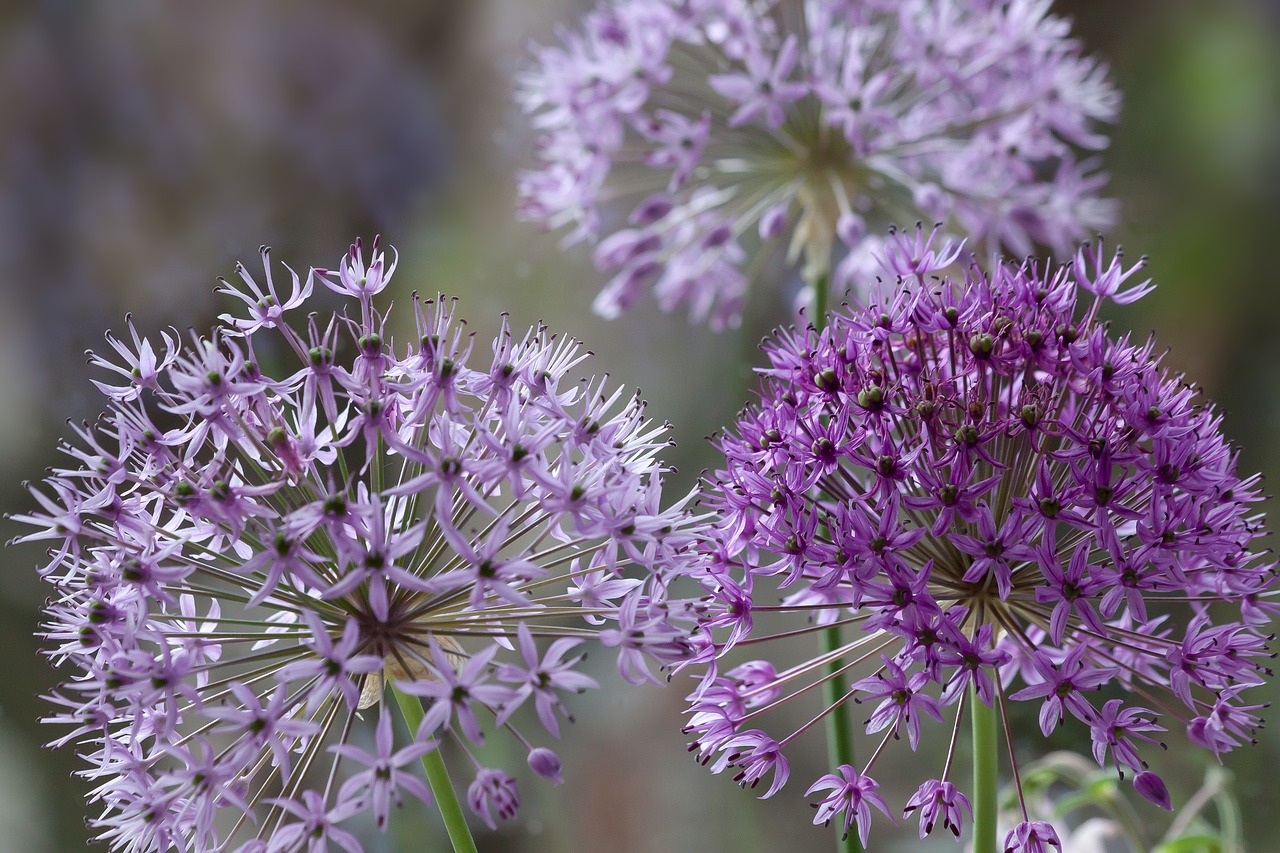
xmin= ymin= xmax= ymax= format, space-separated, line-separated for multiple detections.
xmin=812 ymin=271 xmax=830 ymax=328
xmin=809 ymin=268 xmax=859 ymax=853
xmin=392 ymin=686 xmax=479 ymax=853
xmin=970 ymin=684 xmax=1000 ymax=853
xmin=820 ymin=625 xmax=860 ymax=853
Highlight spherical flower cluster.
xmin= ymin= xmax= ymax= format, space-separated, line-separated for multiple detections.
xmin=683 ymin=240 xmax=1274 ymax=850
xmin=518 ymin=0 xmax=1118 ymax=328
xmin=17 ymin=239 xmax=701 ymax=852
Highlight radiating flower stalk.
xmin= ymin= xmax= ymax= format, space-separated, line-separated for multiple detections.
xmin=519 ymin=0 xmax=1117 ymax=329
xmin=682 ymin=238 xmax=1275 ymax=851
xmin=16 ymin=239 xmax=704 ymax=852
xmin=809 ymin=268 xmax=863 ymax=853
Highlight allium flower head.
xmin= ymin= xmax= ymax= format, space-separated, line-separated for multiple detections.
xmin=683 ymin=237 xmax=1274 ymax=849
xmin=17 ymin=239 xmax=702 ymax=851
xmin=519 ymin=0 xmax=1118 ymax=328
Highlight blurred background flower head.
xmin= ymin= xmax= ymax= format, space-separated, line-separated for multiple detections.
xmin=518 ymin=0 xmax=1117 ymax=328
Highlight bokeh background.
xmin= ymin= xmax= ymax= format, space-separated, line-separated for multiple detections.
xmin=1 ymin=1 xmax=1277 ymax=850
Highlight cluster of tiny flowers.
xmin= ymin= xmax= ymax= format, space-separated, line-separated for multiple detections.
xmin=17 ymin=240 xmax=702 ymax=852
xmin=518 ymin=0 xmax=1117 ymax=328
xmin=682 ymin=238 xmax=1275 ymax=850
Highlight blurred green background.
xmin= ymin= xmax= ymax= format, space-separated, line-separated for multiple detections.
xmin=0 ymin=1 xmax=1276 ymax=850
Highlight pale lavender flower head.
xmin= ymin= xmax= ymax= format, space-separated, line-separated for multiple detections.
xmin=519 ymin=0 xmax=1118 ymax=328
xmin=17 ymin=240 xmax=703 ymax=851
xmin=682 ymin=237 xmax=1274 ymax=849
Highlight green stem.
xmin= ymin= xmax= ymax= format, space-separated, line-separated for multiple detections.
xmin=820 ymin=625 xmax=861 ymax=853
xmin=392 ymin=686 xmax=479 ymax=853
xmin=810 ymin=266 xmax=857 ymax=853
xmin=971 ymin=684 xmax=1000 ymax=853
xmin=812 ymin=271 xmax=830 ymax=328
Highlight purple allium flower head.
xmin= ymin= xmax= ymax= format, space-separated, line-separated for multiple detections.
xmin=519 ymin=0 xmax=1118 ymax=328
xmin=17 ymin=239 xmax=704 ymax=851
xmin=682 ymin=236 xmax=1274 ymax=847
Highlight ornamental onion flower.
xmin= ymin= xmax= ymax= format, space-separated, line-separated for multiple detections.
xmin=682 ymin=236 xmax=1274 ymax=850
xmin=17 ymin=239 xmax=702 ymax=851
xmin=518 ymin=0 xmax=1118 ymax=328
